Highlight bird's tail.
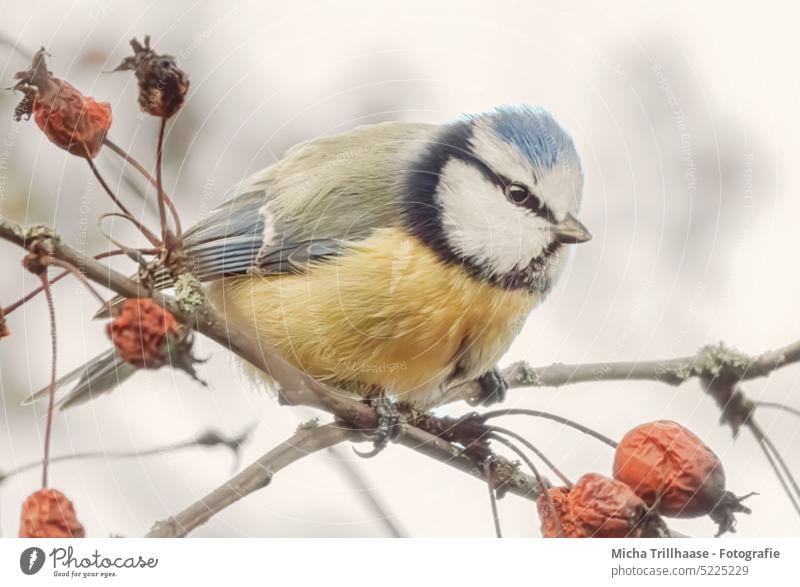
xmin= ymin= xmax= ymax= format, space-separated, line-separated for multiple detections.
xmin=23 ymin=348 xmax=137 ymax=410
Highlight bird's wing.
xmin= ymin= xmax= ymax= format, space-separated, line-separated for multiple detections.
xmin=176 ymin=120 xmax=435 ymax=282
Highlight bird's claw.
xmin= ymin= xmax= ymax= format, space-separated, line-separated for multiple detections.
xmin=354 ymin=395 xmax=401 ymax=458
xmin=476 ymin=368 xmax=508 ymax=406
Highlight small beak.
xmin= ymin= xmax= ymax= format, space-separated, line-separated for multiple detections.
xmin=552 ymin=213 xmax=592 ymax=244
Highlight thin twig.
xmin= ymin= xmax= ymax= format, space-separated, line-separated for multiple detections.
xmin=451 ymin=340 xmax=800 ymax=404
xmin=325 ymin=445 xmax=406 ymax=537
xmin=478 ymin=408 xmax=618 ymax=448
xmin=489 ymin=425 xmax=572 ymax=487
xmin=488 ymin=432 xmax=564 ymax=537
xmin=2 ymin=268 xmax=69 ymax=314
xmin=146 ymin=423 xmax=358 ymax=537
xmin=756 ymin=401 xmax=800 ymax=420
xmin=154 ymin=117 xmax=174 ymax=246
xmin=2 ymin=249 xmax=146 ymax=316
xmin=0 ymin=425 xmax=254 ymax=485
xmin=747 ymin=419 xmax=800 ymax=516
xmin=104 ymin=137 xmax=182 ymax=237
xmin=39 ymin=272 xmax=57 ymax=489
xmin=485 ymin=462 xmax=503 ymax=538
xmin=44 ymin=257 xmax=108 ymax=307
xmin=86 ymin=156 xmax=161 ymax=246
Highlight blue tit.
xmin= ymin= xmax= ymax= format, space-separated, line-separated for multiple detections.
xmin=31 ymin=104 xmax=590 ymax=411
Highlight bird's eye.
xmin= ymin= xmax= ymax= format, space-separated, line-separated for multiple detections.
xmin=505 ymin=182 xmax=533 ymax=205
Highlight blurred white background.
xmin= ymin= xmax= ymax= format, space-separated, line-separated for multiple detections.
xmin=1 ymin=0 xmax=799 ymax=537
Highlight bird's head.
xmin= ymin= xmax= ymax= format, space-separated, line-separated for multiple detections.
xmin=405 ymin=104 xmax=589 ymax=291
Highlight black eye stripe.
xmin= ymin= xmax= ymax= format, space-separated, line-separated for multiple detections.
xmin=499 ymin=177 xmax=556 ymax=222
xmin=427 ymin=139 xmax=557 ymax=223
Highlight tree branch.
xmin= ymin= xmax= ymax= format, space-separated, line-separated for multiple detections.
xmin=146 ymin=422 xmax=358 ymax=537
xmin=451 ymin=340 xmax=800 ymax=404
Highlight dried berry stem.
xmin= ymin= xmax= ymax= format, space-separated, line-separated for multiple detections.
xmin=154 ymin=116 xmax=174 ymax=246
xmin=490 ymin=425 xmax=572 ymax=487
xmin=488 ymin=433 xmax=564 ymax=536
xmin=44 ymin=257 xmax=108 ymax=307
xmin=486 ymin=472 xmax=503 ymax=538
xmin=756 ymin=401 xmax=800 ymax=420
xmin=478 ymin=409 xmax=619 ymax=448
xmin=103 ymin=137 xmax=182 ymax=237
xmin=748 ymin=419 xmax=800 ymax=516
xmin=39 ymin=272 xmax=57 ymax=489
xmin=2 ymin=249 xmax=141 ymax=316
xmin=86 ymin=155 xmax=161 ymax=246
xmin=3 ymin=269 xmax=68 ymax=315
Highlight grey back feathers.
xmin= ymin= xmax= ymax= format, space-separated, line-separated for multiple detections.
xmin=180 ymin=121 xmax=432 ymax=281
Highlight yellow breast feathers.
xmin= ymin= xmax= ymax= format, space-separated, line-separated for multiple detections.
xmin=210 ymin=227 xmax=538 ymax=406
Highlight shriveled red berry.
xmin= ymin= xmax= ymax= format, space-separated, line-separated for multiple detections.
xmin=14 ymin=49 xmax=111 ymax=158
xmin=33 ymin=80 xmax=112 ymax=158
xmin=537 ymin=473 xmax=657 ymax=538
xmin=19 ymin=488 xmax=85 ymax=538
xmin=107 ymin=298 xmax=180 ymax=368
xmin=613 ymin=420 xmax=751 ymax=535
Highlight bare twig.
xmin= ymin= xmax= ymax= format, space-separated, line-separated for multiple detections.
xmin=2 ymin=249 xmax=131 ymax=315
xmin=38 ymin=272 xmax=56 ymax=489
xmin=453 ymin=341 xmax=800 ymax=404
xmin=86 ymin=157 xmax=161 ymax=246
xmin=489 ymin=425 xmax=571 ymax=487
xmin=324 ymin=445 xmax=406 ymax=537
xmin=44 ymin=257 xmax=108 ymax=307
xmin=146 ymin=423 xmax=358 ymax=537
xmin=103 ymin=137 xmax=182 ymax=237
xmin=0 ymin=425 xmax=254 ymax=485
xmin=154 ymin=117 xmax=175 ymax=247
xmin=748 ymin=419 xmax=800 ymax=516
xmin=478 ymin=408 xmax=618 ymax=448
xmin=756 ymin=401 xmax=800 ymax=420
xmin=484 ymin=462 xmax=503 ymax=538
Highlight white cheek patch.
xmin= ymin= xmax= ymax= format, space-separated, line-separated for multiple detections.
xmin=437 ymin=159 xmax=550 ymax=275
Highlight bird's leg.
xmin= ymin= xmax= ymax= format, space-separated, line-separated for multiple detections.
xmin=476 ymin=368 xmax=508 ymax=406
xmin=354 ymin=392 xmax=402 ymax=458
xmin=373 ymin=393 xmax=401 ymax=448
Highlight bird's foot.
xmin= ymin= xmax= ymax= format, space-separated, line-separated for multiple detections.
xmin=354 ymin=395 xmax=402 ymax=458
xmin=476 ymin=368 xmax=508 ymax=406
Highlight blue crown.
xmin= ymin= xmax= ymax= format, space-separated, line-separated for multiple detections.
xmin=480 ymin=104 xmax=579 ymax=170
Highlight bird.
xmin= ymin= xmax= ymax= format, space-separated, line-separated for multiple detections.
xmin=29 ymin=104 xmax=591 ymax=417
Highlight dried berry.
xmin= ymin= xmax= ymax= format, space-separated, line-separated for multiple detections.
xmin=537 ymin=473 xmax=662 ymax=538
xmin=107 ymin=298 xmax=181 ymax=368
xmin=113 ymin=36 xmax=189 ymax=118
xmin=613 ymin=420 xmax=751 ymax=535
xmin=19 ymin=488 xmax=85 ymax=538
xmin=14 ymin=49 xmax=112 ymax=158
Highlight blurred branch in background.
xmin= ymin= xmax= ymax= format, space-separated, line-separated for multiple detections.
xmin=0 ymin=425 xmax=255 ymax=486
